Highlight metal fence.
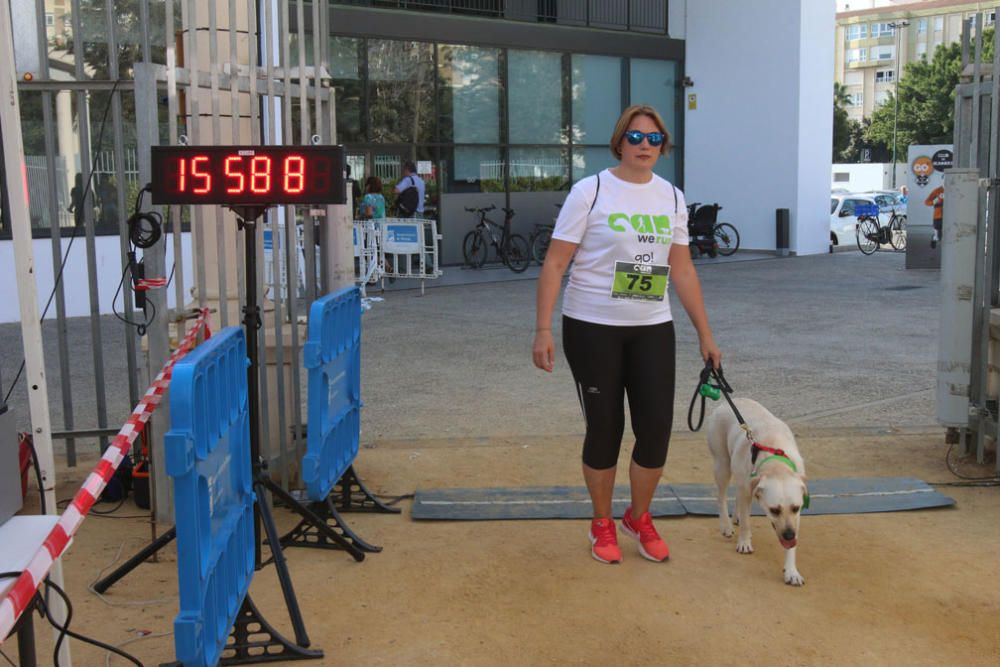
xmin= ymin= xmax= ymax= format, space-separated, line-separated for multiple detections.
xmin=9 ymin=0 xmax=348 ymax=525
xmin=943 ymin=10 xmax=1000 ymax=469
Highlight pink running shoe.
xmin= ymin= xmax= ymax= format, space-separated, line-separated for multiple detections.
xmin=589 ymin=518 xmax=622 ymax=564
xmin=621 ymin=507 xmax=670 ymax=562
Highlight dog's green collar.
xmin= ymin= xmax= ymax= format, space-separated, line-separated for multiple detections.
xmin=751 ymin=455 xmax=810 ymax=510
xmin=750 ymin=454 xmax=797 ymax=476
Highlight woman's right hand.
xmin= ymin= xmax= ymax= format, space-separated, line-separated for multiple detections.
xmin=533 ymin=329 xmax=555 ymax=372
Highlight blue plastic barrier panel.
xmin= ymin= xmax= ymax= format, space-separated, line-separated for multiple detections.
xmin=166 ymin=327 xmax=255 ymax=667
xmin=302 ymin=286 xmax=362 ymax=502
xmin=384 ymin=223 xmax=421 ymax=254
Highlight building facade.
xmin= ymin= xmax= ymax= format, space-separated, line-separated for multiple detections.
xmin=835 ymin=0 xmax=995 ymax=121
xmin=320 ymin=1 xmax=683 ymax=263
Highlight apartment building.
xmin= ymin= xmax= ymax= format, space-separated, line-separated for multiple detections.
xmin=835 ymin=0 xmax=995 ymax=119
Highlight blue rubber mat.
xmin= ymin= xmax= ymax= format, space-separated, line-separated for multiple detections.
xmin=411 ymin=485 xmax=684 ymax=521
xmin=673 ymin=477 xmax=955 ymax=516
xmin=410 ymin=478 xmax=954 ymax=520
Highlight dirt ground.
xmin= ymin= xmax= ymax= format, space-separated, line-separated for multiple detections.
xmin=5 ymin=426 xmax=999 ymax=666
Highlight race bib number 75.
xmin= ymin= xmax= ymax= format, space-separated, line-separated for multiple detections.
xmin=611 ymin=261 xmax=669 ymax=302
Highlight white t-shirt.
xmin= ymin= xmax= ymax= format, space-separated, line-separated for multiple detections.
xmin=552 ymin=169 xmax=689 ymax=326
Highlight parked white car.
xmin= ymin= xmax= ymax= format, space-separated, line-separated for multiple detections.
xmin=860 ymin=190 xmax=907 ymax=216
xmin=830 ymin=194 xmax=879 ymax=248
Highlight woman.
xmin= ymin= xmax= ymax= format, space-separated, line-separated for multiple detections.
xmin=359 ymin=176 xmax=386 ymax=219
xmin=532 ymin=105 xmax=721 ymax=564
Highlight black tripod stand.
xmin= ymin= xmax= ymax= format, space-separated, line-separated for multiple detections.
xmin=94 ymin=206 xmax=366 ymax=606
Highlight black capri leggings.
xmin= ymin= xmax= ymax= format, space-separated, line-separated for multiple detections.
xmin=562 ymin=315 xmax=676 ymax=470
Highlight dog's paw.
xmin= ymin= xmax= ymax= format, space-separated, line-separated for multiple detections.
xmin=784 ymin=569 xmax=805 ymax=586
xmin=736 ymin=540 xmax=754 ymax=554
xmin=720 ymin=524 xmax=734 ymax=538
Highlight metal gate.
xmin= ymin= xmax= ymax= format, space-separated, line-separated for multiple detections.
xmin=4 ymin=0 xmax=349 ymax=524
xmin=941 ymin=10 xmax=1000 ymax=470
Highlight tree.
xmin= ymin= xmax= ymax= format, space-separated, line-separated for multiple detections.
xmin=867 ymin=27 xmax=994 ymax=160
xmin=842 ymin=117 xmax=891 ymax=163
xmin=833 ymin=82 xmax=854 ymax=159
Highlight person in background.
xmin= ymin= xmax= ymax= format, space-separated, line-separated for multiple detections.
xmin=359 ymin=176 xmax=386 ymax=219
xmin=394 ymin=161 xmax=425 ymax=218
xmin=926 ymin=185 xmax=944 ymax=248
xmin=346 ymin=163 xmax=362 ymax=209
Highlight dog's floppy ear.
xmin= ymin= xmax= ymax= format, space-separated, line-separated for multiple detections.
xmin=800 ymin=481 xmax=810 ymax=510
xmin=750 ymin=474 xmax=764 ymax=498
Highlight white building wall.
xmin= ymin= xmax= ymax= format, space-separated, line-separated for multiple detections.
xmin=685 ymin=0 xmax=835 ymax=254
xmin=0 ymin=234 xmax=193 ymax=323
xmin=797 ymin=0 xmax=837 ymax=255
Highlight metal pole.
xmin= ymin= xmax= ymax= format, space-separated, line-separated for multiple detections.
xmin=0 ymin=0 xmax=71 ymax=661
xmin=890 ymin=20 xmax=909 ymax=188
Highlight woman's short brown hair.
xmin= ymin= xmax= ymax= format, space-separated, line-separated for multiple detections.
xmin=366 ymin=176 xmax=383 ymax=193
xmin=609 ymin=105 xmax=671 ymax=160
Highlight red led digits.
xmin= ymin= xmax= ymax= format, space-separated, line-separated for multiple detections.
xmin=224 ymin=156 xmax=244 ymax=193
xmin=191 ymin=156 xmax=211 ymax=194
xmin=152 ymin=146 xmax=344 ymax=204
xmin=178 ymin=157 xmax=186 ymax=192
xmin=284 ymin=155 xmax=305 ymax=194
xmin=250 ymin=156 xmax=271 ymax=194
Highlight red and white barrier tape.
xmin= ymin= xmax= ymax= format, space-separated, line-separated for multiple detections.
xmin=0 ymin=309 xmax=211 ymax=640
xmin=135 ymin=277 xmax=169 ymax=291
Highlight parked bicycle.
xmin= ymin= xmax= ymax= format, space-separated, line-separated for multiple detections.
xmin=855 ymin=204 xmax=906 ymax=255
xmin=529 ymin=223 xmax=553 ymax=264
xmin=462 ymin=205 xmax=530 ymax=273
xmin=687 ymin=202 xmax=740 ymax=258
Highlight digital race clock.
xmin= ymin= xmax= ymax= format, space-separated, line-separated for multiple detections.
xmin=150 ymin=145 xmax=346 ymax=206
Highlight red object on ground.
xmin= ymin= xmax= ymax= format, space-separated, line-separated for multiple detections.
xmin=18 ymin=433 xmax=32 ymax=501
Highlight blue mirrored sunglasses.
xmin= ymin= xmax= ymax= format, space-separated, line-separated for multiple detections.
xmin=624 ymin=130 xmax=665 ymax=147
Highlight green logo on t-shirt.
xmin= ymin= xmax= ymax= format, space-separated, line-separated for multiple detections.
xmin=607 ymin=213 xmax=673 ymax=245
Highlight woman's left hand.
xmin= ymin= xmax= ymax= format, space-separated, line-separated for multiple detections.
xmin=700 ymin=335 xmax=722 ymax=369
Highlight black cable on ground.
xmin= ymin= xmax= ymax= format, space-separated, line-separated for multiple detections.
xmin=3 ymin=76 xmax=121 ymax=404
xmin=929 ymin=443 xmax=1000 ymax=487
xmin=372 ymin=493 xmax=415 ymax=506
xmin=37 ymin=576 xmax=144 ymax=667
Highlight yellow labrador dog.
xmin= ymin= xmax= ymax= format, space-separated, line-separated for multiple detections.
xmin=705 ymin=398 xmax=807 ymax=586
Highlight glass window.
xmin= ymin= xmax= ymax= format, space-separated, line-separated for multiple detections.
xmin=871 ymin=22 xmax=895 ymax=37
xmin=934 ymin=16 xmax=944 ymax=31
xmin=870 ymin=45 xmax=895 ymax=61
xmin=846 ymin=24 xmax=868 ymax=40
xmin=331 ymin=37 xmax=363 ymax=143
xmin=831 ymin=198 xmax=839 ymax=215
xmin=917 ymin=42 xmax=927 ymax=56
xmin=438 ymin=44 xmax=501 ymax=145
xmin=571 ymin=54 xmax=622 ymax=145
xmin=629 ymin=58 xmax=680 ymax=141
xmin=573 ymin=146 xmax=618 ymax=182
xmin=875 ymin=69 xmax=894 ymax=83
xmin=918 ymin=18 xmax=927 ymax=33
xmin=442 ymin=146 xmax=502 ymax=193
xmin=508 ymin=49 xmax=566 ymax=144
xmin=508 ymin=147 xmax=569 ymax=192
xmin=367 ymin=40 xmax=435 ymax=144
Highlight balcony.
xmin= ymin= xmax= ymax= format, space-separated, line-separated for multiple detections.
xmin=331 ymin=0 xmax=669 ymax=34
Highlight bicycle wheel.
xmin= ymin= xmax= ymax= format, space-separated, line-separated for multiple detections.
xmin=889 ymin=215 xmax=907 ymax=251
xmin=714 ymin=223 xmax=740 ymax=256
xmin=856 ymin=217 xmax=879 ymax=255
xmin=463 ymin=230 xmax=488 ymax=268
xmin=504 ymin=234 xmax=531 ymax=273
xmin=531 ymin=227 xmax=552 ymax=264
